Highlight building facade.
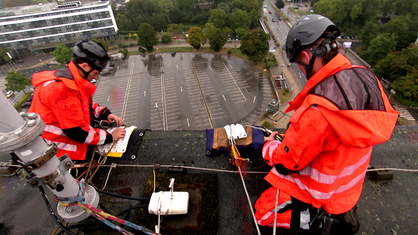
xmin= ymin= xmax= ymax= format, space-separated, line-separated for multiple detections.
xmin=0 ymin=1 xmax=118 ymax=55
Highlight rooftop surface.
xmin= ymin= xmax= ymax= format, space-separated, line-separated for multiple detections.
xmin=1 ymin=124 xmax=418 ymax=235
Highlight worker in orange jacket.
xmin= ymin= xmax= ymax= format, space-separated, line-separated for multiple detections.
xmin=254 ymin=15 xmax=398 ymax=234
xmin=29 ymin=40 xmax=126 ymax=161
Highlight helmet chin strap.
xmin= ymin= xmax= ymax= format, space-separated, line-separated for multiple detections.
xmin=75 ymin=63 xmax=94 ymax=80
xmin=294 ymin=56 xmax=316 ymax=80
xmin=297 ymin=36 xmax=335 ymax=80
xmin=305 ymin=55 xmax=316 ymax=80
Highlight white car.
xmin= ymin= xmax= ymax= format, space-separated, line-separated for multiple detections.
xmin=6 ymin=91 xmax=14 ymax=98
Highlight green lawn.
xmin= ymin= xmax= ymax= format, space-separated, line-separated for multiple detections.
xmin=14 ymin=91 xmax=33 ymax=111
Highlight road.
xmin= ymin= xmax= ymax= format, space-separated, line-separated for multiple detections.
xmin=263 ymin=0 xmax=307 ymax=88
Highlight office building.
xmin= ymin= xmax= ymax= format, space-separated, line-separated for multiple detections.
xmin=0 ymin=1 xmax=118 ymax=55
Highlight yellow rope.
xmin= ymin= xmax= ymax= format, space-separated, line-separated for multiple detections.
xmin=86 ymin=141 xmax=117 ymax=184
xmin=153 ymin=169 xmax=156 ymax=193
xmin=85 ymin=146 xmax=97 ymax=180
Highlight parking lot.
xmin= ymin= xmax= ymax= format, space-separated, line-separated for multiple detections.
xmin=94 ymin=53 xmax=274 ymax=130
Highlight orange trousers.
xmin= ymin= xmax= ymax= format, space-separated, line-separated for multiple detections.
xmin=255 ymin=187 xmax=292 ymax=228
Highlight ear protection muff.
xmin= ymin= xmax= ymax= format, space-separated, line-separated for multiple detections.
xmin=310 ymin=44 xmax=331 ymax=57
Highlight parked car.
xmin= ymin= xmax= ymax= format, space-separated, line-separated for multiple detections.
xmin=102 ymin=70 xmax=111 ymax=75
xmin=21 ymin=101 xmax=32 ymax=108
xmin=6 ymin=91 xmax=14 ymax=98
xmin=110 ymin=53 xmax=125 ymax=60
xmin=91 ymin=79 xmax=97 ymax=84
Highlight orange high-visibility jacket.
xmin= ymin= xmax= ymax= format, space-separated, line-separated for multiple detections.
xmin=262 ymin=53 xmax=399 ymax=214
xmin=29 ymin=61 xmax=110 ymax=160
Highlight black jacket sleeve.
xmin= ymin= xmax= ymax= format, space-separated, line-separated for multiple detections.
xmin=62 ymin=127 xmax=113 ymax=144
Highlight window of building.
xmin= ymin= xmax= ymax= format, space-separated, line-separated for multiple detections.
xmin=73 ymin=15 xmax=82 ymax=22
xmin=21 ymin=41 xmax=33 ymax=47
xmin=58 ymin=33 xmax=76 ymax=42
xmin=51 ymin=17 xmax=69 ymax=25
xmin=6 ymin=33 xmax=18 ymax=40
xmin=30 ymin=20 xmax=47 ymax=28
xmin=21 ymin=32 xmax=31 ymax=38
xmin=38 ymin=37 xmax=55 ymax=44
xmin=4 ymin=24 xmax=22 ymax=32
xmin=95 ymin=11 xmax=110 ymax=19
xmin=83 ymin=14 xmax=92 ymax=21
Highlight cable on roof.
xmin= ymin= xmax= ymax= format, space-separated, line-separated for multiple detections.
xmin=38 ymin=186 xmax=76 ymax=235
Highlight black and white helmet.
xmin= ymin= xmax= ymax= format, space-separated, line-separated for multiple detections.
xmin=285 ymin=14 xmax=340 ymax=62
xmin=73 ymin=40 xmax=109 ymax=72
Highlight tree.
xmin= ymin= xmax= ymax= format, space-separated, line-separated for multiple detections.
xmin=391 ymin=69 xmax=418 ymax=100
xmin=162 ymin=32 xmax=172 ymax=43
xmin=217 ymin=2 xmax=230 ymax=13
xmin=169 ymin=7 xmax=182 ymax=24
xmin=53 ymin=44 xmax=72 ymax=66
xmin=249 ymin=8 xmax=261 ymax=28
xmin=126 ymin=0 xmax=163 ymax=20
xmin=375 ymin=43 xmax=418 ymax=82
xmin=359 ymin=21 xmax=380 ymax=48
xmin=137 ymin=23 xmax=158 ymax=52
xmin=360 ymin=33 xmax=397 ymax=66
xmin=149 ymin=13 xmax=168 ymax=32
xmin=209 ymin=28 xmax=228 ymax=52
xmin=393 ymin=0 xmax=417 ymax=16
xmin=235 ymin=27 xmax=249 ymax=39
xmin=313 ymin=0 xmax=346 ymax=28
xmin=0 ymin=48 xmax=13 ymax=65
xmin=93 ymin=38 xmax=109 ymax=51
xmin=203 ymin=23 xmax=217 ymax=40
xmin=175 ymin=0 xmax=195 ymax=13
xmin=275 ymin=0 xmax=284 ymax=9
xmin=192 ymin=10 xmax=210 ymax=25
xmin=381 ymin=15 xmax=410 ymax=50
xmin=109 ymin=39 xmax=115 ymax=48
xmin=119 ymin=48 xmax=129 ymax=57
xmin=240 ymin=28 xmax=269 ymax=63
xmin=116 ymin=17 xmax=134 ymax=31
xmin=5 ymin=71 xmax=30 ymax=93
xmin=208 ymin=9 xmax=228 ymax=29
xmin=222 ymin=27 xmax=234 ymax=40
xmin=229 ymin=10 xmax=251 ymax=33
xmin=187 ymin=27 xmax=207 ymax=50
xmin=232 ymin=0 xmax=261 ymax=13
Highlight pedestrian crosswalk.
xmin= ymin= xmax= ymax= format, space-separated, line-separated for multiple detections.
xmin=393 ymin=105 xmax=416 ymax=121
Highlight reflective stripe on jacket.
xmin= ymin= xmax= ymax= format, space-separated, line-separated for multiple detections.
xmin=262 ymin=53 xmax=399 ymax=214
xmin=29 ymin=61 xmax=108 ymax=160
